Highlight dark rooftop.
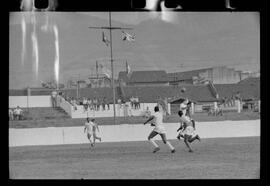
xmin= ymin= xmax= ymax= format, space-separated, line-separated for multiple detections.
xmin=215 ymin=83 xmax=260 ymax=100
xmin=119 ymin=70 xmax=168 ymax=84
xmin=167 ymin=68 xmax=212 ymax=82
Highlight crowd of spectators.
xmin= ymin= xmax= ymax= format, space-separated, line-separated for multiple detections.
xmin=62 ymin=95 xmax=111 ymax=112
xmin=115 ymin=96 xmax=143 ymax=117
xmin=130 ymin=96 xmax=140 ymax=109
xmin=221 ymin=92 xmax=242 ymax=107
xmin=208 ymin=104 xmax=223 ymax=116
xmin=9 ymin=106 xmax=24 ymax=121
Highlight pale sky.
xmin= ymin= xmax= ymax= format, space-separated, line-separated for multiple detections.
xmin=9 ymin=11 xmax=260 ymax=88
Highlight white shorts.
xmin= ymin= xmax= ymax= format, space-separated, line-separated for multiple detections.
xmin=87 ymin=131 xmax=93 ymax=136
xmin=182 ymin=126 xmax=196 ymax=136
xmin=153 ymin=126 xmax=166 ymax=134
xmin=179 ymin=129 xmax=184 ymax=136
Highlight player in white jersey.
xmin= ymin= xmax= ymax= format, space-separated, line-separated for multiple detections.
xmin=177 ymin=111 xmax=200 ymax=152
xmin=91 ymin=118 xmax=102 ymax=146
xmin=84 ymin=118 xmax=101 ymax=147
xmin=144 ymin=106 xmax=175 ymax=153
xmin=179 ymin=98 xmax=188 ymax=116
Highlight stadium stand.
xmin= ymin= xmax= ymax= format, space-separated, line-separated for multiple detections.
xmin=23 ymin=107 xmax=69 ymax=120
xmin=214 ymin=83 xmax=260 ymax=101
xmin=9 ymin=77 xmax=260 ymax=119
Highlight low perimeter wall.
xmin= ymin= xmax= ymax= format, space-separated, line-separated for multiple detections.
xmin=9 ymin=96 xmax=52 ymax=108
xmin=9 ymin=120 xmax=260 ymax=147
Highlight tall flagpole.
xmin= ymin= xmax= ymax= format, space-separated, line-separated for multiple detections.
xmin=109 ymin=12 xmax=116 ymax=125
xmin=88 ymin=12 xmax=133 ymax=125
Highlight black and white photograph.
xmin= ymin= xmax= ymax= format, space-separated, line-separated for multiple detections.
xmin=9 ymin=0 xmax=260 ymax=179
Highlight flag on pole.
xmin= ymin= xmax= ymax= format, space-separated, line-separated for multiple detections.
xmin=126 ymin=61 xmax=131 ymax=74
xmin=122 ymin=31 xmax=135 ymax=42
xmin=99 ymin=63 xmax=111 ymax=78
xmin=102 ymin=67 xmax=111 ymax=78
xmin=126 ymin=61 xmax=132 ymax=78
xmin=102 ymin=31 xmax=110 ymax=46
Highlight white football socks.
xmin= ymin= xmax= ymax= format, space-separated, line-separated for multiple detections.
xmin=149 ymin=139 xmax=159 ymax=148
xmin=166 ymin=141 xmax=175 ymax=150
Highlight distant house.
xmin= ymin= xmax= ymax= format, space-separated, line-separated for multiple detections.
xmin=167 ymin=66 xmax=257 ymax=85
xmin=118 ymin=70 xmax=169 ymax=87
xmin=167 ymin=68 xmax=212 ymax=85
xmin=88 ymin=75 xmax=112 ymax=88
xmin=237 ymin=77 xmax=260 ymax=85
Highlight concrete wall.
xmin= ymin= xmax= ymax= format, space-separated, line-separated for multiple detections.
xmin=69 ymin=102 xmax=162 ymax=118
xmin=57 ymin=96 xmax=72 ymax=116
xmin=9 ymin=120 xmax=260 ymax=147
xmin=9 ymin=96 xmax=52 ymax=108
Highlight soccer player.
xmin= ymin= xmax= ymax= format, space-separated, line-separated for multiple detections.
xmin=84 ymin=117 xmax=93 ymax=147
xmin=84 ymin=118 xmax=101 ymax=147
xmin=144 ymin=106 xmax=175 ymax=153
xmin=176 ymin=116 xmax=185 ymax=141
xmin=91 ymin=118 xmax=102 ymax=146
xmin=177 ymin=110 xmax=201 ymax=152
xmin=179 ymin=98 xmax=188 ymax=116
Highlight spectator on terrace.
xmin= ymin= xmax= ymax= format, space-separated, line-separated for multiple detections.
xmin=125 ymin=99 xmax=133 ymax=117
xmin=221 ymin=97 xmax=225 ymax=106
xmin=13 ymin=106 xmax=23 ymax=120
xmin=235 ymin=92 xmax=240 ymax=99
xmin=51 ymin=89 xmax=57 ymax=108
xmin=235 ymin=92 xmax=242 ymax=103
xmin=93 ymin=97 xmax=98 ymax=111
xmin=143 ymin=106 xmax=151 ymax=118
xmin=97 ymin=98 xmax=101 ymax=111
xmin=223 ymin=97 xmax=228 ymax=107
xmin=134 ymin=96 xmax=140 ymax=109
xmin=103 ymin=97 xmax=109 ymax=110
xmin=9 ymin=108 xmax=14 ymax=120
xmin=101 ymin=97 xmax=106 ymax=111
xmin=216 ymin=104 xmax=223 ymax=116
xmin=70 ymin=97 xmax=77 ymax=111
xmin=130 ymin=96 xmax=135 ymax=109
xmin=231 ymin=95 xmax=235 ymax=106
xmin=76 ymin=97 xmax=81 ymax=105
xmin=117 ymin=98 xmax=122 ymax=109
xmin=82 ymin=97 xmax=88 ymax=112
xmin=87 ymin=98 xmax=92 ymax=110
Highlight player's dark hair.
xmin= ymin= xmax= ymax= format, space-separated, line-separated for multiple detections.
xmin=178 ymin=110 xmax=183 ymax=117
xmin=154 ymin=106 xmax=159 ymax=112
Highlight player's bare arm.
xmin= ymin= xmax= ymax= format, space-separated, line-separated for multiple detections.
xmin=96 ymin=124 xmax=100 ymax=132
xmin=144 ymin=116 xmax=154 ymax=125
xmin=177 ymin=122 xmax=183 ymax=132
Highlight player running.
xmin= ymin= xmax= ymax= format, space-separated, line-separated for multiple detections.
xmin=177 ymin=110 xmax=200 ymax=152
xmin=176 ymin=110 xmax=196 ymax=141
xmin=84 ymin=118 xmax=102 ymax=147
xmin=179 ymin=98 xmax=188 ymax=116
xmin=144 ymin=106 xmax=176 ymax=153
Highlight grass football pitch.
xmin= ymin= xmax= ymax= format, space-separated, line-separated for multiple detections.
xmin=9 ymin=137 xmax=260 ymax=179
